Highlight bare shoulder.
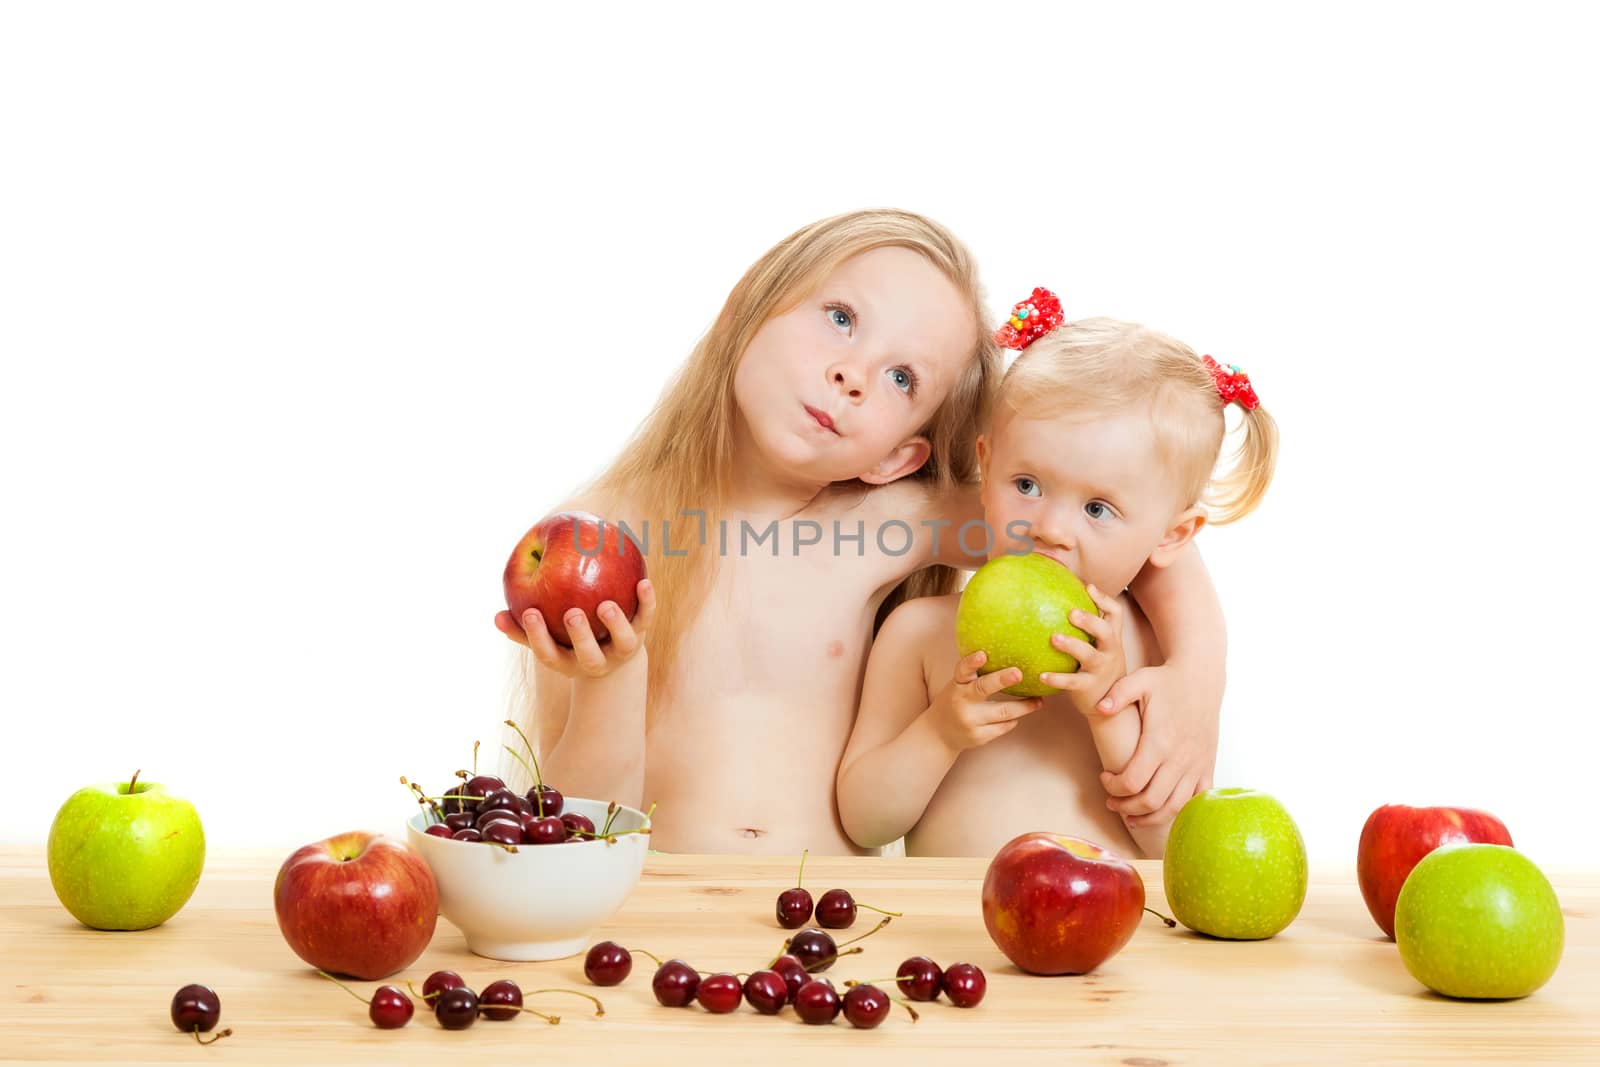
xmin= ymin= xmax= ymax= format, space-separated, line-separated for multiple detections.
xmin=875 ymin=592 xmax=961 ymax=661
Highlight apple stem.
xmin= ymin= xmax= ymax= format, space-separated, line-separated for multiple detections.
xmin=502 ymin=719 xmax=545 ymax=787
xmin=796 ymin=848 xmax=808 ymax=890
xmin=525 ymin=988 xmax=606 ymax=1016
xmin=857 ymin=902 xmax=903 ymax=918
xmin=191 ymin=1026 xmax=232 ymax=1045
xmin=317 ymin=970 xmax=372 ymax=1006
xmin=1143 ymin=906 xmax=1177 ymax=928
xmin=127 ymin=769 xmax=140 ymax=793
xmin=627 ymin=947 xmax=664 ymax=967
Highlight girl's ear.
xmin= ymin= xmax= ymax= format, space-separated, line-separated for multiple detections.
xmin=1146 ymin=506 xmax=1207 ymax=568
xmin=859 ymin=435 xmax=933 ymax=485
xmin=975 ymin=434 xmax=989 ymax=480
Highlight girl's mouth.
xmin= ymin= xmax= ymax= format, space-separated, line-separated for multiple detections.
xmin=804 ymin=405 xmax=839 ymax=434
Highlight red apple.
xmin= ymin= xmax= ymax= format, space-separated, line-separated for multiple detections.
xmin=981 ymin=832 xmax=1145 ymax=975
xmin=1357 ymin=804 xmax=1514 ymax=939
xmin=272 ymin=831 xmax=438 ymax=980
xmin=503 ymin=511 xmax=647 ymax=647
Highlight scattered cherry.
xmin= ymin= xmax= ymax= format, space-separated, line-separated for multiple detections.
xmin=895 ymin=956 xmax=943 ymax=1001
xmin=776 ymin=849 xmax=814 ymax=929
xmin=652 ymin=959 xmax=701 ymax=1007
xmin=793 ymin=978 xmax=841 ymax=1024
xmin=318 ymin=971 xmax=413 ymax=1028
xmin=842 ymin=983 xmax=891 ymax=1028
xmin=584 ymin=941 xmax=633 ymax=986
xmin=170 ymin=983 xmax=231 ymax=1044
xmin=785 ymin=928 xmax=837 ymax=972
xmin=770 ymin=954 xmax=809 ymax=1004
xmin=479 ymin=979 xmax=523 ymax=1021
xmin=422 ymin=970 xmax=465 ymax=1002
xmin=742 ymin=970 xmax=787 ymax=1014
xmin=434 ymin=985 xmax=479 ymax=1029
xmin=942 ymin=963 xmax=986 ymax=1008
xmin=815 ymin=887 xmax=902 ymax=929
xmin=695 ymin=972 xmax=743 ymax=1013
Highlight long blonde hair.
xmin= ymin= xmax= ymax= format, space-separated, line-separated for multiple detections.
xmin=516 ymin=208 xmax=1001 ymax=740
xmin=998 ymin=317 xmax=1279 ymax=524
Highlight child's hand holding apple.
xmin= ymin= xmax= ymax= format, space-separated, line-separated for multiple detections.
xmin=928 ymin=650 xmax=1046 ymax=753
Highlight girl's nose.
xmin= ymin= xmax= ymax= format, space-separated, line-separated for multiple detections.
xmin=828 ymin=361 xmax=865 ymax=400
xmin=1033 ymin=506 xmax=1077 ymax=551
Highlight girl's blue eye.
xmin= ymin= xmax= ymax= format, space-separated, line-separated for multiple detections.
xmin=828 ymin=307 xmax=853 ymax=331
xmin=887 ymin=366 xmax=918 ymax=395
xmin=1085 ymin=500 xmax=1113 ymax=520
xmin=1014 ymin=477 xmax=1041 ymax=497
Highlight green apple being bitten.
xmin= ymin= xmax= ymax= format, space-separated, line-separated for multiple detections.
xmin=956 ymin=552 xmax=1098 ymax=698
xmin=1163 ymin=787 xmax=1307 ymax=940
xmin=1396 ymin=843 xmax=1563 ymax=999
xmin=47 ymin=771 xmax=206 ymax=930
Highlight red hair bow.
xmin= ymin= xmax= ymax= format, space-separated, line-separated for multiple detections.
xmin=1203 ymin=355 xmax=1260 ymax=410
xmin=993 ymin=287 xmax=1064 ymax=350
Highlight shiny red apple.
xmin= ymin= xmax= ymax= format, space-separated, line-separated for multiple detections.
xmin=1357 ymin=804 xmax=1513 ymax=939
xmin=503 ymin=511 xmax=646 ymax=647
xmin=981 ymin=832 xmax=1145 ymax=975
xmin=272 ymin=831 xmax=438 ymax=980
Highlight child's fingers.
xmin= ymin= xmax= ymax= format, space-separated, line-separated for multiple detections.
xmin=563 ymin=610 xmax=610 ymax=675
xmin=952 ymin=649 xmax=988 ymax=684
xmin=1050 ymin=633 xmax=1099 ymax=666
xmin=522 ymin=610 xmax=575 ymax=670
xmin=1067 ymin=606 xmax=1113 ymax=646
xmin=1085 ymin=584 xmax=1123 ymax=622
xmin=1037 ymin=670 xmax=1083 ymax=690
xmin=598 ymin=601 xmax=641 ymax=658
xmin=1101 ymin=747 xmax=1158 ymax=798
xmin=494 ymin=610 xmax=532 ymax=649
xmin=1126 ymin=772 xmax=1200 ymax=829
xmin=1108 ymin=763 xmax=1183 ymax=819
xmin=971 ymin=665 xmax=1024 ymax=698
xmin=630 ymin=579 xmax=657 ymax=639
xmin=986 ymin=697 xmax=1045 ymax=724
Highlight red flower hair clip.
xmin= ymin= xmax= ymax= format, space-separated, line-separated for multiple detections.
xmin=993 ymin=287 xmax=1065 ymax=350
xmin=1202 ymin=355 xmax=1261 ymax=411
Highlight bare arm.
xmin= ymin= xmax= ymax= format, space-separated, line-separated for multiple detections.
xmin=838 ymin=599 xmax=1043 ymax=849
xmin=539 ymin=656 xmax=647 ymax=809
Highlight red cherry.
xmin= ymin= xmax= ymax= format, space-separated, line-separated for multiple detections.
xmin=695 ymin=973 xmax=743 ymax=1014
xmin=942 ymin=962 xmax=986 ymax=1008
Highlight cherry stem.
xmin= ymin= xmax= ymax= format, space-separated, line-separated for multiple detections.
xmin=127 ymin=769 xmax=141 ymax=792
xmin=796 ymin=848 xmax=808 ymax=889
xmin=837 ymin=916 xmax=893 ymax=948
xmin=400 ymin=777 xmax=444 ymax=820
xmin=405 ymin=981 xmax=437 ymax=1002
xmin=502 ymin=744 xmax=541 ymax=804
xmin=1144 ymin=906 xmax=1177 ymax=928
xmin=526 ymin=988 xmax=606 ymax=1016
xmin=893 ymin=996 xmax=920 ymax=1023
xmin=628 ymin=947 xmax=664 ymax=967
xmin=317 ymin=970 xmax=373 ymax=1005
xmin=473 ymin=740 xmax=479 ymax=776
xmin=840 ymin=980 xmax=920 ymax=1023
xmin=599 ymin=801 xmax=620 ymax=837
xmin=191 ymin=1026 xmax=232 ymax=1045
xmin=768 ymin=944 xmax=864 ymax=970
xmin=486 ymin=1003 xmax=560 ymax=1025
xmin=857 ymin=902 xmax=903 ymax=917
xmin=503 ymin=718 xmax=544 ymax=786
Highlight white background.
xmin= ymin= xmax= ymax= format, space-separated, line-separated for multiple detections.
xmin=3 ymin=2 xmax=1597 ymax=865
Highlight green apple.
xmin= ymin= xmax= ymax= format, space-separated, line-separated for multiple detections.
xmin=956 ymin=552 xmax=1098 ymax=698
xmin=1395 ymin=843 xmax=1563 ymax=999
xmin=1163 ymin=787 xmax=1307 ymax=939
xmin=47 ymin=772 xmax=206 ymax=930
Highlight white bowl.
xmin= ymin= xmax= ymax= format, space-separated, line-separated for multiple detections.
xmin=405 ymin=799 xmax=650 ymax=961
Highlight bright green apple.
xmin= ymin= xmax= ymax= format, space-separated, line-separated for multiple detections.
xmin=47 ymin=772 xmax=206 ymax=930
xmin=1163 ymin=787 xmax=1307 ymax=940
xmin=956 ymin=552 xmax=1098 ymax=698
xmin=1395 ymin=843 xmax=1563 ymax=999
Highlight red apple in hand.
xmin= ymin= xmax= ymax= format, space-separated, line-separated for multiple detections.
xmin=503 ymin=511 xmax=647 ymax=647
xmin=1357 ymin=804 xmax=1513 ymax=939
xmin=273 ymin=831 xmax=438 ymax=980
xmin=981 ymin=832 xmax=1145 ymax=975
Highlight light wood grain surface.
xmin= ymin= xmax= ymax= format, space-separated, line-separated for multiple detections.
xmin=1 ymin=847 xmax=1595 ymax=1065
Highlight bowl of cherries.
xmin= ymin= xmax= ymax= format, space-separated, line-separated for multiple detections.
xmin=403 ymin=725 xmax=652 ymax=962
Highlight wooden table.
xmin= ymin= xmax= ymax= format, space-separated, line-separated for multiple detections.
xmin=2 ymin=848 xmax=1595 ymax=1065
